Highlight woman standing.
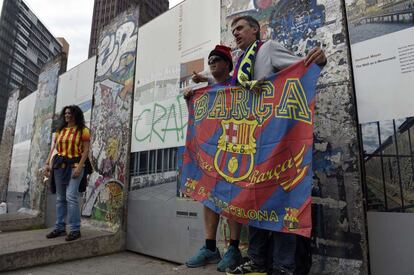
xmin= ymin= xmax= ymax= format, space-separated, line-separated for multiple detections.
xmin=44 ymin=105 xmax=90 ymax=241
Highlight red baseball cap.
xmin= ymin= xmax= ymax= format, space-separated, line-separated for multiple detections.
xmin=208 ymin=45 xmax=233 ymax=71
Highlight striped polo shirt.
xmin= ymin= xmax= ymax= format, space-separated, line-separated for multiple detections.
xmin=55 ymin=126 xmax=90 ymax=158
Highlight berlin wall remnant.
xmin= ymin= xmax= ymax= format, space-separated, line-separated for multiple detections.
xmin=0 ymin=89 xmax=20 ymax=203
xmin=221 ymin=0 xmax=367 ymax=273
xmin=81 ymin=7 xmax=139 ymax=232
xmin=22 ymin=55 xmax=66 ymax=215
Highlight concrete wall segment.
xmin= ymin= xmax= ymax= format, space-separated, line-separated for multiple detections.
xmin=221 ymin=0 xmax=367 ymax=273
xmin=23 ymin=54 xmax=67 ymax=215
xmin=82 ymin=7 xmax=139 ymax=232
xmin=0 ymin=89 xmax=20 ymax=202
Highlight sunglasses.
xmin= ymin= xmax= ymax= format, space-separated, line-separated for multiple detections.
xmin=208 ymin=56 xmax=223 ymax=65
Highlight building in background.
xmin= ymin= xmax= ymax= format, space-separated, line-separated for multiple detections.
xmin=56 ymin=37 xmax=69 ymax=58
xmin=88 ymin=0 xmax=169 ymax=57
xmin=0 ymin=0 xmax=64 ymax=142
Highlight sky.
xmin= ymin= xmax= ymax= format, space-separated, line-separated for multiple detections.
xmin=21 ymin=0 xmax=184 ymax=69
xmin=361 ymin=119 xmax=406 ymax=154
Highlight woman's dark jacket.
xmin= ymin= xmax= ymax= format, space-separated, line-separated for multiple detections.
xmin=49 ymin=155 xmax=93 ymax=194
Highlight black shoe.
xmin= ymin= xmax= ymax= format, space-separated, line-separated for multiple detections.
xmin=46 ymin=229 xmax=66 ymax=239
xmin=226 ymin=259 xmax=267 ymax=274
xmin=272 ymin=267 xmax=294 ymax=275
xmin=65 ymin=231 xmax=81 ymax=241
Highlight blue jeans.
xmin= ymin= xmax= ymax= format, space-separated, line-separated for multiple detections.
xmin=54 ymin=167 xmax=84 ymax=232
xmin=247 ymin=226 xmax=297 ymax=271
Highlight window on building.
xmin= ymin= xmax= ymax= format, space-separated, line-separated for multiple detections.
xmin=10 ymin=71 xmax=23 ymax=82
xmin=13 ymin=53 xmax=26 ymax=64
xmin=11 ymin=62 xmax=24 ymax=73
xmin=130 ymin=147 xmax=179 ymax=177
xmin=9 ymin=81 xmax=19 ymax=89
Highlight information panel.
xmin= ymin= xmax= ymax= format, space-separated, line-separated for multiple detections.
xmin=131 ymin=0 xmax=220 ymax=152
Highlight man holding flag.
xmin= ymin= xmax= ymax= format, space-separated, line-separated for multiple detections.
xmin=181 ymin=15 xmax=326 ymax=275
xmin=226 ymin=16 xmax=326 ymax=275
xmin=184 ymin=45 xmax=245 ymax=272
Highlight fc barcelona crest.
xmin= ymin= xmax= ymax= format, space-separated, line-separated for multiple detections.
xmin=283 ymin=207 xmax=300 ymax=230
xmin=214 ymin=119 xmax=258 ymax=183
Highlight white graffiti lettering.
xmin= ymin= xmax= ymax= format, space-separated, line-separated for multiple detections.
xmin=96 ymin=21 xmax=137 ymax=77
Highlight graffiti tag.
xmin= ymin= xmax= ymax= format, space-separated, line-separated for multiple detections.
xmin=133 ymin=95 xmax=188 ymax=144
xmin=96 ymin=20 xmax=138 ymax=78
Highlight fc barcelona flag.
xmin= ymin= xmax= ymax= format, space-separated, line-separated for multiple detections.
xmin=180 ymin=61 xmax=321 ymax=238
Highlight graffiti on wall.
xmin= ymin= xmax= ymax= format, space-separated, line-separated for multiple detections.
xmin=23 ymin=59 xmax=62 ymax=212
xmin=268 ymin=0 xmax=325 ymax=48
xmin=132 ymin=94 xmax=188 ymax=146
xmin=222 ymin=0 xmax=349 ymax=85
xmin=82 ymin=8 xmax=139 ymax=230
xmin=83 ymin=179 xmax=124 ymax=226
xmin=0 ymin=89 xmax=20 ymax=202
xmin=221 ymin=0 xmax=366 ymax=273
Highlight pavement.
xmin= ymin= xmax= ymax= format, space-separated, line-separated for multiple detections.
xmin=0 ymin=226 xmax=223 ymax=274
xmin=2 ymin=251 xmax=223 ymax=275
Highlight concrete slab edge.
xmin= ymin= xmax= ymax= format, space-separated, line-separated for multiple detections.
xmin=0 ymin=231 xmax=123 ymax=272
xmin=0 ymin=215 xmax=44 ymax=232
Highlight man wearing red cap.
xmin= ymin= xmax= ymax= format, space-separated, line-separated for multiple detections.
xmin=184 ymin=45 xmax=244 ymax=272
xmin=185 ymin=45 xmax=233 ymax=97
